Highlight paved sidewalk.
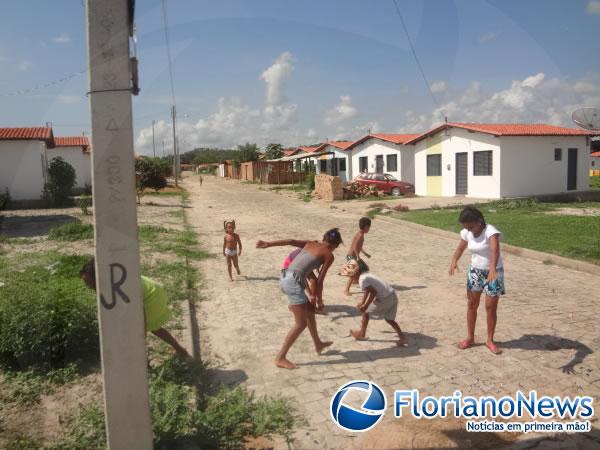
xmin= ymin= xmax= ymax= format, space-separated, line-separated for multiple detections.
xmin=184 ymin=175 xmax=599 ymax=449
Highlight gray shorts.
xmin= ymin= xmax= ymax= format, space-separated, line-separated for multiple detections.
xmin=367 ymin=292 xmax=398 ymax=321
xmin=279 ymin=271 xmax=308 ymax=305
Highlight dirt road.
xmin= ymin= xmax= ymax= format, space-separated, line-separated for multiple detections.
xmin=184 ymin=174 xmax=599 ymax=450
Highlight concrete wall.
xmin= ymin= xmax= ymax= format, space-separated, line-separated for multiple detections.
xmin=46 ymin=146 xmax=91 ymax=189
xmin=349 ymin=139 xmax=414 ymax=183
xmin=0 ymin=140 xmax=47 ymax=201
xmin=589 ymin=155 xmax=600 ymax=171
xmin=500 ymin=136 xmax=590 ymax=197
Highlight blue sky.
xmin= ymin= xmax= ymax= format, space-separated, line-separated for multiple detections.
xmin=0 ymin=0 xmax=599 ymax=154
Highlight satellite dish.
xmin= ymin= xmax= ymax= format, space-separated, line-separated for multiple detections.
xmin=572 ymin=107 xmax=600 ymax=131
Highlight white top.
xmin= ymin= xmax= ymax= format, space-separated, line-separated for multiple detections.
xmin=359 ymin=273 xmax=394 ymax=299
xmin=460 ymin=224 xmax=503 ymax=270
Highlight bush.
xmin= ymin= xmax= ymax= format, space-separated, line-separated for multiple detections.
xmin=48 ymin=221 xmax=94 ymax=241
xmin=0 ymin=254 xmax=99 ymax=369
xmin=304 ymin=172 xmax=315 ymax=190
xmin=44 ymin=157 xmax=76 ymax=207
xmin=51 ymin=405 xmax=106 ymax=450
xmin=136 ymin=158 xmax=169 ymax=191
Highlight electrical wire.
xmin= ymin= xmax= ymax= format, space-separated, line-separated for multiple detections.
xmin=0 ymin=69 xmax=87 ymax=97
xmin=160 ymin=0 xmax=177 ymax=109
xmin=391 ymin=0 xmax=445 ymax=120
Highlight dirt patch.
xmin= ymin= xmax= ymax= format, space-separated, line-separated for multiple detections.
xmin=545 ymin=207 xmax=600 ymax=216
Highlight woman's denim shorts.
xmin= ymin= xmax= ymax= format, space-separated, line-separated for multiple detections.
xmin=279 ymin=270 xmax=308 ymax=305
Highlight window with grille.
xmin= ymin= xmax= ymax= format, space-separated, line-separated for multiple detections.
xmin=426 ymin=154 xmax=441 ymax=176
xmin=386 ymin=154 xmax=398 ymax=172
xmin=554 ymin=148 xmax=562 ymax=161
xmin=320 ymin=159 xmax=327 ymax=172
xmin=473 ymin=150 xmax=493 ymax=176
xmin=339 ymin=158 xmax=346 ymax=171
xmin=359 ymin=156 xmax=368 ymax=172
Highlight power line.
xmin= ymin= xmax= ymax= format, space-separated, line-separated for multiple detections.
xmin=0 ymin=69 xmax=87 ymax=97
xmin=391 ymin=0 xmax=445 ymax=120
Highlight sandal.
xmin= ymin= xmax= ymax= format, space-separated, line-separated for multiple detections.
xmin=458 ymin=339 xmax=474 ymax=350
xmin=486 ymin=342 xmax=502 ymax=355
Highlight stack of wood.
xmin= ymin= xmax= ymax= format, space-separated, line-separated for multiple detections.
xmin=343 ymin=182 xmax=385 ymax=199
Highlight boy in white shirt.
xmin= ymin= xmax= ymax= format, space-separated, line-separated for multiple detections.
xmin=449 ymin=206 xmax=505 ymax=354
xmin=346 ymin=262 xmax=408 ymax=346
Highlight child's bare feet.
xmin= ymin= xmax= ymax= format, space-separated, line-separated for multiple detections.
xmin=274 ymin=358 xmax=298 ymax=369
xmin=344 ymin=290 xmax=352 ymax=296
xmin=350 ymin=329 xmax=367 ymax=340
xmin=315 ymin=341 xmax=333 ymax=354
xmin=236 ymin=268 xmax=241 ymax=275
xmin=397 ymin=334 xmax=408 ymax=346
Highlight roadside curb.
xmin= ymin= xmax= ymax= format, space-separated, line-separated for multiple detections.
xmin=375 ymin=215 xmax=600 ymax=276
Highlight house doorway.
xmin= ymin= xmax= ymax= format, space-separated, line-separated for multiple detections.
xmin=455 ymin=152 xmax=468 ymax=195
xmin=375 ymin=155 xmax=384 ymax=173
xmin=567 ymin=148 xmax=577 ymax=190
xmin=331 ymin=157 xmax=338 ymax=176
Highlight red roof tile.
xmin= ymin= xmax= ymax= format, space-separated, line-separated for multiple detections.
xmin=0 ymin=127 xmax=54 ymax=145
xmin=591 ymin=151 xmax=600 ymax=157
xmin=314 ymin=141 xmax=354 ymax=153
xmin=406 ymin=123 xmax=600 ymax=144
xmin=54 ymin=136 xmax=90 ymax=148
xmin=283 ymin=148 xmax=301 ymax=156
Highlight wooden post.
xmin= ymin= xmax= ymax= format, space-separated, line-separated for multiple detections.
xmin=86 ymin=0 xmax=153 ymax=448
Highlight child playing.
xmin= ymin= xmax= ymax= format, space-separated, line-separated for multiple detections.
xmin=79 ymin=258 xmax=190 ymax=357
xmin=344 ymin=217 xmax=372 ymax=296
xmin=449 ymin=206 xmax=505 ymax=354
xmin=282 ymin=247 xmax=322 ymax=312
xmin=223 ymin=219 xmax=242 ymax=281
xmin=346 ymin=262 xmax=407 ymax=346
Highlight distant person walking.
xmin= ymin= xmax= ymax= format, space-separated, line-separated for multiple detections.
xmin=256 ymin=228 xmax=342 ymax=369
xmin=199 ymin=174 xmax=203 ymax=186
xmin=449 ymin=207 xmax=505 ymax=354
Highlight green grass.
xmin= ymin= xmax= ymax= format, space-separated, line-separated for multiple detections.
xmin=144 ymin=190 xmax=184 ymax=197
xmin=393 ymin=201 xmax=600 ymax=263
xmin=47 ymin=221 xmax=94 ymax=241
xmin=590 ymin=176 xmax=600 ymax=191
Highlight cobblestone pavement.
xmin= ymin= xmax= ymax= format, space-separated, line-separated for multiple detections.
xmin=184 ymin=175 xmax=599 ymax=450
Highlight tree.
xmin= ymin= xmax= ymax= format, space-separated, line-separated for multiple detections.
xmin=236 ymin=142 xmax=259 ymax=163
xmin=44 ymin=157 xmax=76 ymax=206
xmin=135 ymin=158 xmax=168 ymax=204
xmin=264 ymin=143 xmax=283 ymax=160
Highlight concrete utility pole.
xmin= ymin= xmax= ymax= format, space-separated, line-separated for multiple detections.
xmin=152 ymin=120 xmax=156 ymax=157
xmin=171 ymin=105 xmax=178 ymax=186
xmin=85 ymin=0 xmax=153 ymax=448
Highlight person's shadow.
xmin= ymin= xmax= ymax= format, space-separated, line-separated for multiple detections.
xmin=389 ymin=284 xmax=427 ymax=292
xmin=498 ymin=334 xmax=592 ymax=374
xmin=300 ymin=332 xmax=437 ymax=366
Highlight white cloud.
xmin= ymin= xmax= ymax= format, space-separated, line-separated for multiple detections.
xmin=587 ymin=1 xmax=600 ymax=14
xmin=53 ymin=33 xmax=71 ymax=44
xmin=17 ymin=60 xmax=32 ymax=71
xmin=260 ymin=51 xmax=294 ymax=107
xmin=135 ymin=51 xmax=308 ymax=153
xmin=57 ymin=95 xmax=82 ymax=104
xmin=324 ymin=95 xmax=358 ymax=125
xmin=478 ymin=32 xmax=499 ymax=43
xmin=430 ymin=81 xmax=448 ymax=94
xmin=402 ymin=73 xmax=600 ymax=133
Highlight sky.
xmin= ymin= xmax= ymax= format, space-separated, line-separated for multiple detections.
xmin=0 ymin=0 xmax=599 ymax=156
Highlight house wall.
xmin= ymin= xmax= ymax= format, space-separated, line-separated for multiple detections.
xmin=0 ymin=140 xmax=47 ymax=201
xmin=349 ymin=140 xmax=414 ymax=182
xmin=314 ymin=146 xmax=351 ymax=181
xmin=500 ymin=136 xmax=590 ymax=196
xmin=46 ymin=146 xmax=91 ymax=189
xmin=414 ymin=129 xmax=502 ymax=198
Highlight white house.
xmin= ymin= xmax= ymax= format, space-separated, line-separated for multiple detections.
xmin=345 ymin=133 xmax=418 ymax=183
xmin=48 ymin=136 xmax=91 ymax=190
xmin=311 ymin=141 xmax=353 ymax=182
xmin=409 ymin=123 xmax=597 ymax=198
xmin=0 ymin=127 xmax=53 ymax=202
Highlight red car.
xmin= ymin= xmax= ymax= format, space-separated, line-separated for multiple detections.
xmin=353 ymin=173 xmax=414 ymax=196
